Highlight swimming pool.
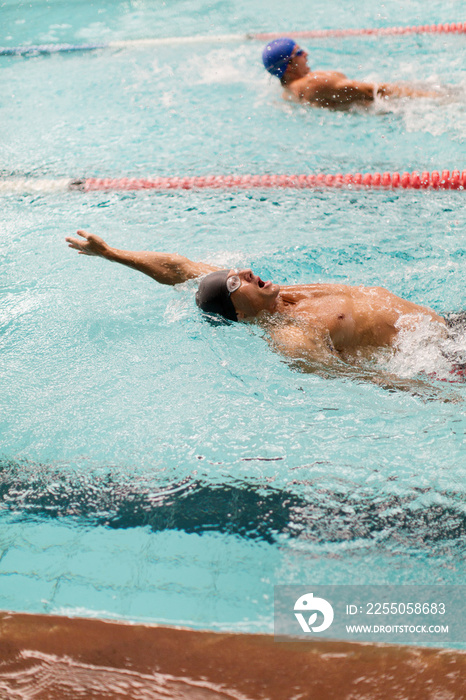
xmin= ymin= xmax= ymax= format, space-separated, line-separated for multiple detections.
xmin=1 ymin=0 xmax=466 ymax=647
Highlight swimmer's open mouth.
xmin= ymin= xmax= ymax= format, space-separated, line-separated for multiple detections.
xmin=258 ymin=278 xmax=265 ymax=288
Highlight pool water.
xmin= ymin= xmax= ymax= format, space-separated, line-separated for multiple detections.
xmin=1 ymin=0 xmax=466 ymax=639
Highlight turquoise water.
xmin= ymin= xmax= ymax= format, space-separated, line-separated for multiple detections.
xmin=1 ymin=0 xmax=466 ymax=638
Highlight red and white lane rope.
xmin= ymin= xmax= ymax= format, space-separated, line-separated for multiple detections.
xmin=255 ymin=21 xmax=466 ymax=41
xmin=0 ymin=171 xmax=465 ymax=193
xmin=1 ymin=22 xmax=465 ymax=56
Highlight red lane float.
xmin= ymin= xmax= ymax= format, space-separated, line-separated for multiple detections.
xmin=79 ymin=170 xmax=466 ymax=192
xmin=2 ymin=22 xmax=465 ymax=57
xmin=0 ymin=172 xmax=464 ymax=194
xmin=253 ymin=21 xmax=466 ymax=41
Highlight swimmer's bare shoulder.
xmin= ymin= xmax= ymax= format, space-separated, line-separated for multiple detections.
xmin=284 ymin=73 xmax=324 ymax=103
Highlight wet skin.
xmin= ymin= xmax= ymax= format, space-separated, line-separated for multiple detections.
xmin=227 ymin=268 xmax=445 ymax=362
xmin=66 ymin=231 xmax=446 ymax=369
xmin=280 ymin=44 xmax=441 ymax=109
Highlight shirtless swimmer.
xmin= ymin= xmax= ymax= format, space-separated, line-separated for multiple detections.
xmin=262 ymin=37 xmax=442 ymax=110
xmin=66 ymin=230 xmax=446 ymax=375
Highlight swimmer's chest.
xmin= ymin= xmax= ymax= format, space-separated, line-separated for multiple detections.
xmin=281 ymin=287 xmax=399 ymax=349
xmin=282 ymin=289 xmax=353 ymax=322
xmin=280 ymin=295 xmax=356 ymax=346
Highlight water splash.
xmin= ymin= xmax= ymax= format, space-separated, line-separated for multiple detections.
xmin=384 ymin=314 xmax=466 ymax=381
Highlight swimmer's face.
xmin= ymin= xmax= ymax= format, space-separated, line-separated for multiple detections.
xmin=287 ymin=44 xmax=309 ymax=74
xmin=227 ymin=269 xmax=280 ymax=319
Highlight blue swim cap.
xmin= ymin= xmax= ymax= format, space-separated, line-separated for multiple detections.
xmin=262 ymin=38 xmax=296 ymax=79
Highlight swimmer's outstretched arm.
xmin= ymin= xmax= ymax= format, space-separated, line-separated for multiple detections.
xmin=65 ymin=230 xmax=220 ymax=285
xmin=376 ymin=83 xmax=441 ymax=99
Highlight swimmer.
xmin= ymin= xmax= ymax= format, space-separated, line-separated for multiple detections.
xmin=66 ymin=230 xmax=450 ymax=391
xmin=262 ymin=37 xmax=441 ymax=110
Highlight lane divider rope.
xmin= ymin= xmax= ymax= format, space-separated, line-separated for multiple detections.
xmin=255 ymin=21 xmax=466 ymax=41
xmin=0 ymin=171 xmax=464 ymax=193
xmin=1 ymin=21 xmax=464 ymax=56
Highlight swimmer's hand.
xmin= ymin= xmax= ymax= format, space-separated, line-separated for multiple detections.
xmin=65 ymin=230 xmax=110 ymax=258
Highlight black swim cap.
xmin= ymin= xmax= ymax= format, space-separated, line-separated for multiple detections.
xmin=195 ymin=270 xmax=238 ymax=322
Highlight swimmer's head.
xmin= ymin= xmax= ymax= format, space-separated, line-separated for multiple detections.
xmin=196 ymin=270 xmax=238 ymax=323
xmin=262 ymin=37 xmax=296 ymax=79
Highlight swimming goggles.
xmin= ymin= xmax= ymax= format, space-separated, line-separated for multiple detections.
xmin=294 ymin=48 xmax=304 ymax=58
xmin=226 ymin=274 xmax=241 ymax=294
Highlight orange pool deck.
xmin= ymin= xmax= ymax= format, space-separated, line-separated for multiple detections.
xmin=0 ymin=611 xmax=465 ymax=699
